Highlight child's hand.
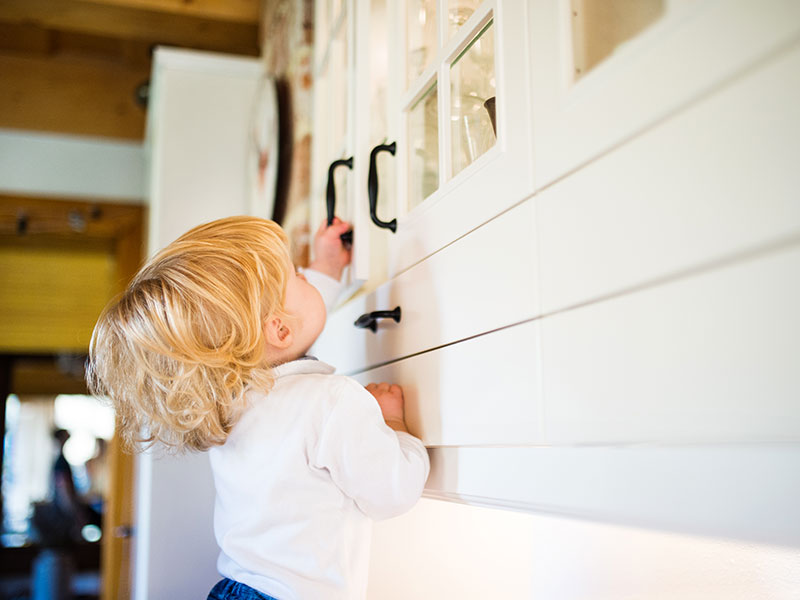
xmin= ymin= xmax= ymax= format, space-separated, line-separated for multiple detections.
xmin=307 ymin=218 xmax=352 ymax=281
xmin=365 ymin=382 xmax=408 ymax=433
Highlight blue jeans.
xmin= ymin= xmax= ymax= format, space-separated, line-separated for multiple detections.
xmin=207 ymin=578 xmax=280 ymax=600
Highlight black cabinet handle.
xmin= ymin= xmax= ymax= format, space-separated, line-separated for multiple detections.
xmin=367 ymin=142 xmax=397 ymax=233
xmin=354 ymin=306 xmax=401 ymax=333
xmin=326 ymin=157 xmax=354 ymax=246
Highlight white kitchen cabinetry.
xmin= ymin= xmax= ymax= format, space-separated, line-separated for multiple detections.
xmin=311 ymin=0 xmax=360 ymax=281
xmin=529 ymin=0 xmax=800 ymax=188
xmin=310 ymin=1 xmax=800 ymax=570
xmin=311 ymin=0 xmax=535 ymax=292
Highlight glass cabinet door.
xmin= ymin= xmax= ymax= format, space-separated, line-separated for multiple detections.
xmin=311 ymin=0 xmax=359 ymax=290
xmin=386 ymin=0 xmax=535 ymax=277
xmin=529 ymin=0 xmax=800 ymax=188
xmin=348 ymin=0 xmax=399 ymax=289
xmin=316 ymin=0 xmax=536 ymax=291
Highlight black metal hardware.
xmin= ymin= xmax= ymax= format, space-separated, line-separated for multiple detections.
xmin=367 ymin=142 xmax=397 ymax=232
xmin=326 ymin=157 xmax=354 ymax=246
xmin=354 ymin=306 xmax=401 ymax=333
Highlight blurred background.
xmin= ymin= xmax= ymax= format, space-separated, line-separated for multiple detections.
xmin=0 ymin=1 xmax=308 ymax=598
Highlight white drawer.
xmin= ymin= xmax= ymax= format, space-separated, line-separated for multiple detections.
xmin=312 ymin=199 xmax=539 ymax=374
xmin=351 ymin=320 xmax=542 ymax=447
xmin=541 ymin=242 xmax=800 ymax=445
xmin=537 ymin=42 xmax=800 ymax=315
xmin=423 ymin=444 xmax=800 ymax=546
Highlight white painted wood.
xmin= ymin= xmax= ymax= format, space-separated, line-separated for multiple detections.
xmin=147 ymin=47 xmax=263 ymax=255
xmin=0 ymin=129 xmax=144 ymax=202
xmin=312 ymin=199 xmax=538 ymax=374
xmin=529 ymin=0 xmax=800 ymax=187
xmin=423 ymin=444 xmax=800 ymax=547
xmin=351 ymin=320 xmax=542 ymax=446
xmin=536 ymin=40 xmax=800 ymax=315
xmin=540 ymin=244 xmax=800 ymax=445
xmin=386 ymin=0 xmax=536 ymax=277
xmin=368 ymin=497 xmax=800 ymax=600
xmin=140 ymin=47 xmax=262 ymax=600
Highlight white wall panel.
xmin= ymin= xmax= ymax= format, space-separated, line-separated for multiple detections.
xmin=138 ymin=48 xmax=262 ymax=600
xmin=0 ymin=128 xmax=144 ymax=201
xmin=368 ymin=497 xmax=800 ymax=600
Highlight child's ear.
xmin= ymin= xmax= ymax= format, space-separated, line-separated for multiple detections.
xmin=264 ymin=316 xmax=293 ymax=349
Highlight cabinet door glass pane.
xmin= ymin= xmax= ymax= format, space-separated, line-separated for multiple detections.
xmin=407 ymin=0 xmax=438 ymax=86
xmin=447 ymin=0 xmax=482 ymax=39
xmin=450 ymin=20 xmax=496 ymax=178
xmin=408 ymin=83 xmax=439 ymax=211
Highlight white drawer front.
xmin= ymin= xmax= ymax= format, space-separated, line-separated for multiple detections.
xmin=312 ymin=199 xmax=539 ymax=374
xmin=423 ymin=444 xmax=800 ymax=547
xmin=351 ymin=320 xmax=542 ymax=447
xmin=536 ymin=42 xmax=800 ymax=315
xmin=541 ymin=243 xmax=800 ymax=445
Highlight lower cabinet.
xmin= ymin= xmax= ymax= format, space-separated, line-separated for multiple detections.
xmin=314 ymin=17 xmax=800 ymax=566
xmin=312 ymin=198 xmax=539 ymax=374
xmin=351 ymin=320 xmax=542 ymax=447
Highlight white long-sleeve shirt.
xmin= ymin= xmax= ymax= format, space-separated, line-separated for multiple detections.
xmin=208 ymin=358 xmax=430 ymax=600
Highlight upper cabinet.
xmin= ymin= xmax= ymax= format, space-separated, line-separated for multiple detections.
xmin=529 ymin=0 xmax=800 ymax=188
xmin=311 ymin=0 xmax=360 ymax=285
xmin=312 ymin=0 xmax=535 ymax=294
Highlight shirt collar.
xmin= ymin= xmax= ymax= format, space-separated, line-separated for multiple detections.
xmin=272 ymin=356 xmax=336 ymax=379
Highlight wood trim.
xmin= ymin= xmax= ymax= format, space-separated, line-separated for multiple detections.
xmin=82 ymin=0 xmax=260 ymax=24
xmin=100 ymin=210 xmax=143 ymax=600
xmin=0 ymin=53 xmax=149 ymax=140
xmin=0 ymin=0 xmax=259 ymax=55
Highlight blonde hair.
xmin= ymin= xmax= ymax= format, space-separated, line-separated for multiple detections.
xmin=87 ymin=216 xmax=291 ymax=453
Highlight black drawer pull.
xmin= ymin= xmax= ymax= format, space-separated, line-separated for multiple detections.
xmin=354 ymin=306 xmax=401 ymax=333
xmin=326 ymin=157 xmax=354 ymax=246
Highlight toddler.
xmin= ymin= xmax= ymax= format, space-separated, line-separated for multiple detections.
xmin=87 ymin=216 xmax=429 ymax=600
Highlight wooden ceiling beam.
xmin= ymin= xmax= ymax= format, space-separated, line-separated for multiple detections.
xmin=81 ymin=0 xmax=261 ymax=24
xmin=0 ymin=196 xmax=144 ymax=244
xmin=0 ymin=52 xmax=150 ymax=139
xmin=0 ymin=0 xmax=259 ymax=56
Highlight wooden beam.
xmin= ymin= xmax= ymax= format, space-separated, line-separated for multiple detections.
xmin=0 ymin=196 xmax=144 ymax=243
xmin=0 ymin=0 xmax=259 ymax=56
xmin=10 ymin=356 xmax=89 ymax=395
xmin=82 ymin=0 xmax=260 ymax=24
xmin=0 ymin=52 xmax=149 ymax=139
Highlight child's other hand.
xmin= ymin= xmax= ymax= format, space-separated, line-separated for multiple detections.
xmin=365 ymin=382 xmax=408 ymax=433
xmin=308 ymin=218 xmax=352 ymax=281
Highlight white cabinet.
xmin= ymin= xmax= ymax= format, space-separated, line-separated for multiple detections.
xmin=529 ymin=0 xmax=800 ymax=188
xmin=312 ymin=199 xmax=539 ymax=373
xmin=311 ymin=0 xmax=535 ymax=292
xmin=536 ymin=40 xmax=800 ymax=314
xmin=310 ymin=1 xmax=800 ymax=550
